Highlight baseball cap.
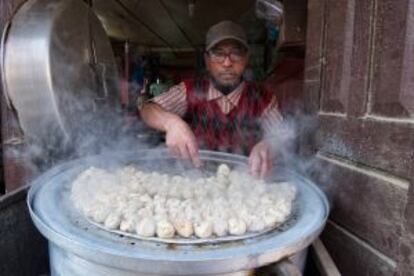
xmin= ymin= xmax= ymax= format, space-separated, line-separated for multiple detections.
xmin=205 ymin=21 xmax=249 ymax=51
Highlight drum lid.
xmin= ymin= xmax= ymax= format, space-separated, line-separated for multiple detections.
xmin=2 ymin=0 xmax=120 ymax=150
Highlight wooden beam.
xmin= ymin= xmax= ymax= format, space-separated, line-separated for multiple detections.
xmin=312 ymin=238 xmax=341 ymax=276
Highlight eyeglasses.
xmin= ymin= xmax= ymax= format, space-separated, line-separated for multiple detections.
xmin=207 ymin=50 xmax=247 ymax=63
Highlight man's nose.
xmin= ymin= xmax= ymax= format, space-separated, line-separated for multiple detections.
xmin=222 ymin=56 xmax=233 ymax=67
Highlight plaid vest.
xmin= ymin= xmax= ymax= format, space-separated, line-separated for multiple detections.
xmin=183 ymin=79 xmax=273 ymax=155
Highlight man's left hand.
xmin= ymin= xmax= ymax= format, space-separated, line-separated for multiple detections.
xmin=248 ymin=140 xmax=273 ymax=179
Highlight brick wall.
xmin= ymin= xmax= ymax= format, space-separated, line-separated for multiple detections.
xmin=304 ymin=0 xmax=414 ymax=275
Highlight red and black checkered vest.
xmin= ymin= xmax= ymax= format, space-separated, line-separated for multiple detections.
xmin=183 ymin=79 xmax=274 ymax=155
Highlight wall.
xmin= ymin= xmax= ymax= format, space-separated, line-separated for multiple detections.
xmin=264 ymin=57 xmax=305 ymax=115
xmin=304 ymin=0 xmax=414 ymax=275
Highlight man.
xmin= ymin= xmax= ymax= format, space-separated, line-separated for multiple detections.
xmin=140 ymin=21 xmax=282 ymax=178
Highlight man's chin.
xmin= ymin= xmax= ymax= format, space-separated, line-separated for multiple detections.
xmin=217 ymin=78 xmax=239 ymax=87
xmin=211 ymin=77 xmax=242 ymax=95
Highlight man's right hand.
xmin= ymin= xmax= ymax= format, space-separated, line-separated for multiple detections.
xmin=164 ymin=116 xmax=201 ymax=167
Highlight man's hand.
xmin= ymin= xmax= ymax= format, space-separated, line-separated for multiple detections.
xmin=248 ymin=140 xmax=273 ymax=179
xmin=165 ymin=116 xmax=201 ymax=167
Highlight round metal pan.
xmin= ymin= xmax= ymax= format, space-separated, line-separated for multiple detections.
xmin=28 ymin=149 xmax=329 ymax=275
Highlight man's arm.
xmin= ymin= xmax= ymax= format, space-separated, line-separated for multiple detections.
xmin=140 ymin=102 xmax=179 ymax=132
xmin=139 ymin=87 xmax=200 ymax=166
xmin=249 ymin=95 xmax=283 ymax=179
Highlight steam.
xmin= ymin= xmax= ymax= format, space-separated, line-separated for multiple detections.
xmin=263 ymin=110 xmax=335 ymax=204
xmin=9 ymin=79 xmax=152 ymax=177
xmin=6 ymin=53 xmax=333 ymax=202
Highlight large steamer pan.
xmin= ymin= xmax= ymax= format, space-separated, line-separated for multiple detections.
xmin=1 ymin=0 xmax=120 ymax=148
xmin=28 ymin=149 xmax=329 ymax=276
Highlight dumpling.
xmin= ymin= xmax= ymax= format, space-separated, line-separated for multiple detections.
xmin=182 ymin=202 xmax=200 ymax=221
xmin=146 ymin=183 xmax=159 ymax=196
xmin=120 ymin=217 xmax=136 ymax=233
xmin=137 ymin=207 xmax=153 ymax=218
xmin=127 ymin=181 xmax=144 ymax=193
xmin=171 ymin=175 xmax=184 ymax=184
xmin=90 ymin=204 xmax=110 ymax=223
xmin=166 ymin=198 xmax=181 ymax=209
xmin=122 ymin=202 xmax=140 ymax=217
xmin=167 ymin=207 xmax=181 ymax=221
xmin=239 ymin=212 xmax=254 ymax=228
xmin=156 ymin=220 xmax=175 ymax=238
xmin=212 ymin=218 xmax=228 ymax=237
xmin=154 ymin=212 xmax=169 ymax=224
xmin=266 ymin=202 xmax=292 ymax=223
xmin=193 ymin=186 xmax=207 ymax=199
xmin=139 ymin=194 xmax=153 ymax=205
xmin=127 ymin=193 xmax=144 ymax=206
xmin=244 ymin=197 xmax=259 ymax=209
xmin=104 ymin=211 xmax=121 ymax=229
xmin=252 ymin=183 xmax=267 ymax=197
xmin=154 ymin=205 xmax=168 ymax=217
xmin=173 ymin=217 xmax=194 ymax=238
xmin=157 ymin=181 xmax=169 ymax=196
xmin=217 ymin=164 xmax=231 ymax=177
xmin=153 ymin=195 xmax=167 ymax=206
xmin=194 ymin=221 xmax=213 ymax=238
xmin=228 ymin=170 xmax=246 ymax=185
xmin=113 ymin=201 xmax=128 ymax=214
xmin=168 ymin=183 xmax=181 ymax=198
xmin=262 ymin=213 xmax=279 ymax=228
xmin=277 ymin=182 xmax=297 ymax=201
xmin=247 ymin=216 xmax=266 ymax=232
xmin=136 ymin=217 xmax=156 ymax=237
xmin=181 ymin=185 xmax=194 ymax=199
xmin=228 ymin=217 xmax=247 ymax=235
xmin=200 ymin=203 xmax=215 ymax=220
xmin=260 ymin=194 xmax=275 ymax=206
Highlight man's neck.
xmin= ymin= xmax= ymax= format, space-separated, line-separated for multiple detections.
xmin=210 ymin=78 xmax=242 ymax=95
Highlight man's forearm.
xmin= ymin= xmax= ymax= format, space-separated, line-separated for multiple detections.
xmin=139 ymin=103 xmax=179 ymax=132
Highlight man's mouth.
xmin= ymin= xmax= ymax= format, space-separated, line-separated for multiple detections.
xmin=211 ymin=75 xmax=242 ymax=95
xmin=219 ymin=73 xmax=237 ymax=79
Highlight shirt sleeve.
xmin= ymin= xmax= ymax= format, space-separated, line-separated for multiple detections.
xmin=260 ymin=95 xmax=284 ymax=136
xmin=150 ymin=82 xmax=188 ymax=117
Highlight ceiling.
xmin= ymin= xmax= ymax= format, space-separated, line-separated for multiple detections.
xmin=92 ymin=0 xmax=266 ymax=50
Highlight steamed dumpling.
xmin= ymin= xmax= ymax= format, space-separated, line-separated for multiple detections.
xmin=90 ymin=204 xmax=110 ymax=223
xmin=156 ymin=220 xmax=175 ymax=238
xmin=217 ymin=164 xmax=231 ymax=176
xmin=173 ymin=217 xmax=194 ymax=238
xmin=137 ymin=207 xmax=153 ymax=218
xmin=247 ymin=216 xmax=266 ymax=232
xmin=136 ymin=217 xmax=156 ymax=237
xmin=228 ymin=217 xmax=247 ymax=235
xmin=194 ymin=221 xmax=213 ymax=238
xmin=120 ymin=217 xmax=136 ymax=233
xmin=73 ymin=162 xmax=297 ymax=239
xmin=212 ymin=218 xmax=228 ymax=237
xmin=104 ymin=210 xmax=122 ymax=229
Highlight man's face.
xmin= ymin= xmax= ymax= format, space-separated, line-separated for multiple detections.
xmin=205 ymin=40 xmax=249 ymax=88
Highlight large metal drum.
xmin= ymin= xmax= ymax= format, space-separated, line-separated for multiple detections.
xmin=28 ymin=149 xmax=329 ymax=275
xmin=1 ymin=0 xmax=120 ymax=148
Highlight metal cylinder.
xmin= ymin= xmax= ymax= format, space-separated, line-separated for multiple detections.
xmin=28 ymin=149 xmax=329 ymax=275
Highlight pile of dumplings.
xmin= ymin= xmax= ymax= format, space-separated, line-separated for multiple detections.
xmin=71 ymin=164 xmax=296 ymax=239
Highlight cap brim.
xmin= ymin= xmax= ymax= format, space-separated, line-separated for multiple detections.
xmin=206 ymin=36 xmax=249 ymax=51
